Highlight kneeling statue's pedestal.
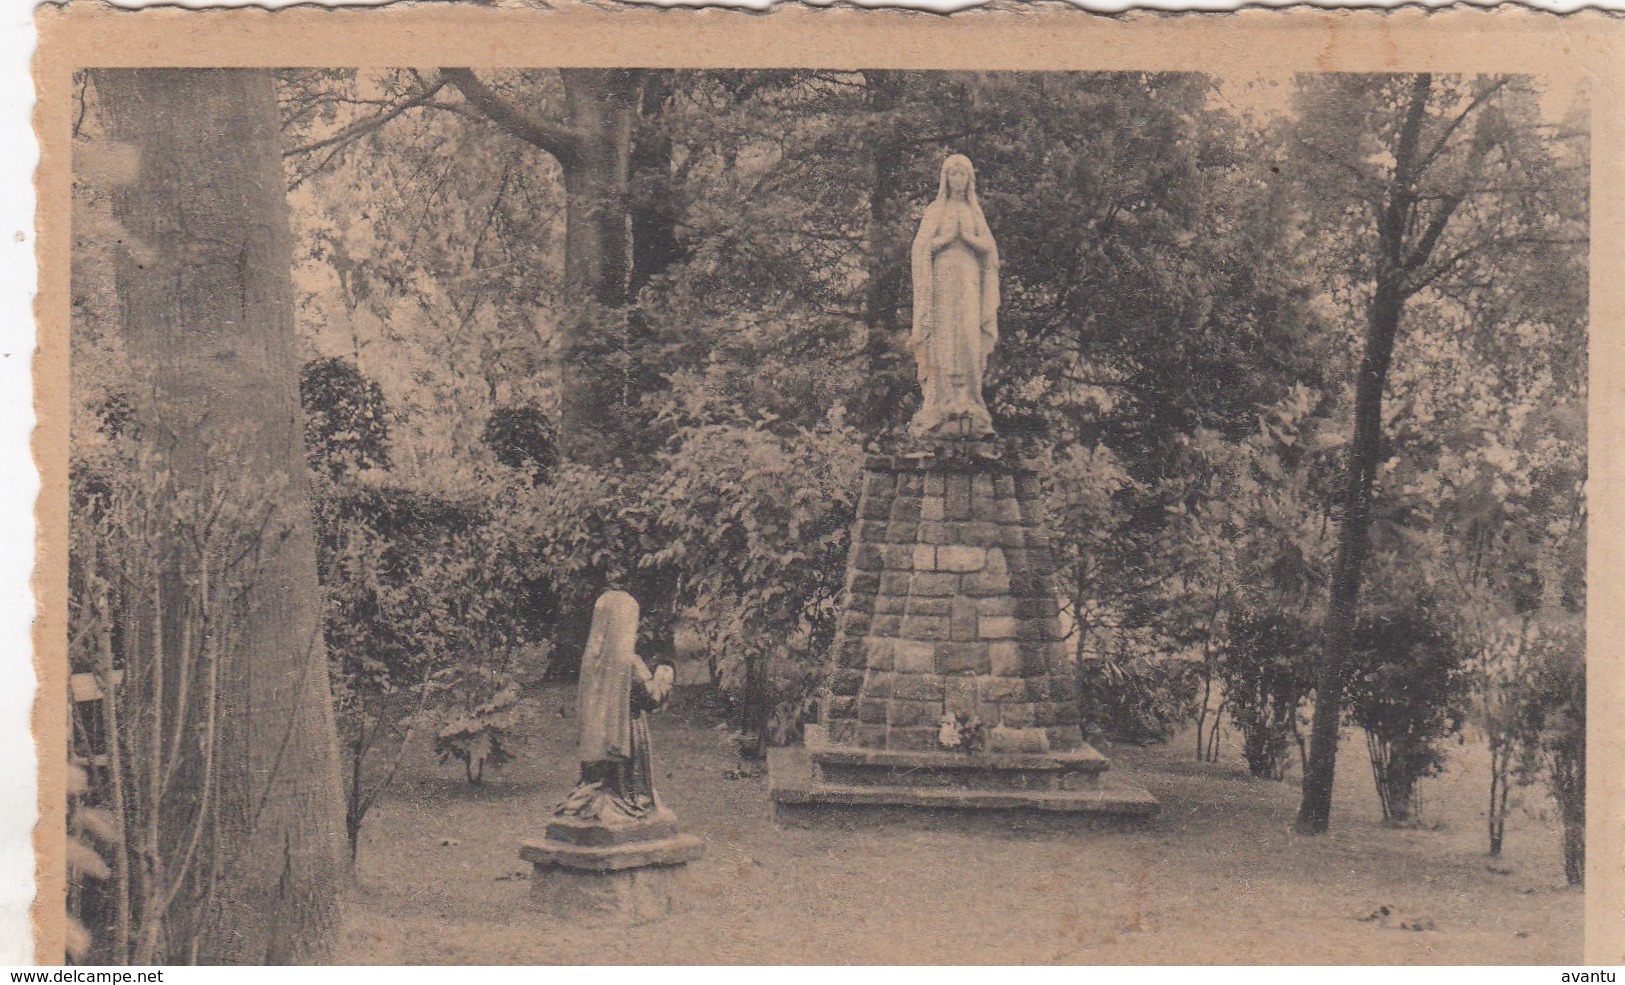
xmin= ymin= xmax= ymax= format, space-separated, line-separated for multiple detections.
xmin=520 ymin=805 xmax=704 ymax=926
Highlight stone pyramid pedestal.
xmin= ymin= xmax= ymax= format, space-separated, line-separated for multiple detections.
xmin=768 ymin=433 xmax=1158 ymax=820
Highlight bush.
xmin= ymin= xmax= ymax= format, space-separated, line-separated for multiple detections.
xmin=1218 ymin=613 xmax=1316 ymax=779
xmin=1345 ymin=607 xmax=1469 ymax=824
xmin=1079 ymin=647 xmax=1203 ymax=746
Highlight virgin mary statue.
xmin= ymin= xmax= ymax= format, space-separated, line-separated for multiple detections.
xmin=555 ymin=590 xmax=674 ymax=823
xmin=909 ymin=154 xmax=1000 ymax=438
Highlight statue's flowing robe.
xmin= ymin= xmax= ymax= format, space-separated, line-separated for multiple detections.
xmin=561 ymin=591 xmax=659 ymax=820
xmin=910 ymin=163 xmax=1000 ymax=437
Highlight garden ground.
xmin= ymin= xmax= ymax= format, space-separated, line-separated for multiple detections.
xmin=339 ymin=682 xmax=1580 ymax=965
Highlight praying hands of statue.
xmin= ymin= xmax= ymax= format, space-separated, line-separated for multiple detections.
xmin=932 ymin=210 xmax=990 ymax=257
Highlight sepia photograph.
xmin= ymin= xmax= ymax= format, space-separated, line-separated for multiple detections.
xmin=28 ymin=5 xmax=1623 ymax=967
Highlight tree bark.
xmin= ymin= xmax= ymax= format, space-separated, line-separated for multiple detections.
xmin=93 ymin=69 xmax=346 ymax=962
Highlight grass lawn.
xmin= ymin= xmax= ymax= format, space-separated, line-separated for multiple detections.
xmin=339 ymin=682 xmax=1580 ymax=965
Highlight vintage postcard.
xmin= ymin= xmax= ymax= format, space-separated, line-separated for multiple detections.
xmin=24 ymin=2 xmax=1625 ymax=966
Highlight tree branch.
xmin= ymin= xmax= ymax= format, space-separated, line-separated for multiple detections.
xmin=439 ymin=68 xmax=583 ymax=167
xmin=283 ymin=78 xmax=447 ymax=159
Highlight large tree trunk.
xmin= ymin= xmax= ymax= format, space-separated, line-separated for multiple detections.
xmin=560 ymin=69 xmax=637 ymax=311
xmin=93 ymin=68 xmax=346 ymax=963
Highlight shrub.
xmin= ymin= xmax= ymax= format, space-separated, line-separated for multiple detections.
xmin=1218 ymin=613 xmax=1316 ymax=779
xmin=1345 ymin=607 xmax=1469 ymax=824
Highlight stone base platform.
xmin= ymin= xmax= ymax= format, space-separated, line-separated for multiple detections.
xmin=520 ymin=807 xmax=705 ymax=924
xmin=766 ymin=727 xmax=1158 ymax=819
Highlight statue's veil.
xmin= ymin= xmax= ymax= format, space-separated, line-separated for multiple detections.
xmin=576 ymin=590 xmax=639 ymax=763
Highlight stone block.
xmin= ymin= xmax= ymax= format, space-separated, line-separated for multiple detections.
xmin=937 ymin=545 xmax=987 ymax=572
xmin=950 ymin=598 xmax=980 ymax=642
xmin=888 ymin=699 xmax=938 ymax=728
xmin=1015 ymin=473 xmax=1040 ymax=502
xmin=885 ymin=522 xmax=917 ymax=545
xmin=996 ymin=525 xmax=1027 ymax=547
xmin=962 ymin=522 xmax=1001 ymax=547
xmin=993 ymin=474 xmax=1017 ymax=498
xmin=882 ymin=545 xmax=914 ymax=570
xmin=971 ymin=474 xmax=996 ymax=510
xmin=984 ymin=547 xmax=1009 ymax=575
xmin=871 ymin=613 xmax=903 ymax=636
xmin=989 ymin=642 xmax=1022 ymax=677
xmin=995 ymin=701 xmax=1036 ymax=728
xmin=920 ymin=497 xmax=945 ymax=522
xmin=978 ymin=596 xmax=1015 ymax=617
xmin=918 ymin=522 xmax=952 ymax=545
xmin=911 ymin=572 xmax=958 ymax=597
xmin=1024 ymin=678 xmax=1052 ymax=702
xmin=874 ymin=593 xmax=907 ymax=615
xmin=825 ymin=695 xmax=857 ymax=719
xmin=861 ymin=495 xmax=892 ymax=521
xmin=978 ymin=675 xmax=1027 ymax=703
xmin=937 ymin=641 xmax=989 ymax=675
xmin=880 ymin=572 xmax=913 ymax=596
xmin=924 ymin=474 xmax=946 ymax=497
xmin=894 ymin=640 xmax=937 ymax=674
xmin=887 ymin=727 xmax=942 ymax=753
xmin=1018 ymin=643 xmax=1050 ymax=677
xmin=946 ymin=474 xmax=973 ymax=520
xmin=962 ymin=569 xmax=1011 ymax=597
xmin=859 ymin=672 xmax=891 ymax=701
xmin=892 ymin=673 xmax=946 ymax=703
xmin=994 ymin=499 xmax=1023 ymax=524
xmin=898 ymin=472 xmax=924 ymax=496
xmin=857 ymin=520 xmax=887 ymax=543
xmin=1047 ymin=726 xmax=1084 ymax=751
xmin=830 ymin=669 xmax=864 ymax=695
xmin=863 ymin=638 xmax=895 ymax=672
xmin=858 ymin=699 xmax=888 ymax=725
xmin=853 ymin=543 xmax=883 ymax=572
xmin=891 ymin=496 xmax=922 ymax=524
xmin=863 ymin=472 xmax=896 ymax=501
xmin=1032 ymin=702 xmax=1056 ymax=727
xmin=827 ymin=720 xmax=857 ymax=744
xmin=841 ymin=612 xmax=872 ymax=637
xmin=858 ymin=725 xmax=888 ymax=748
xmin=848 ymin=572 xmax=881 ymax=597
xmin=944 ymin=676 xmax=979 ymax=717
xmin=912 ymin=545 xmax=938 ymax=571
xmin=979 ymin=615 xmax=1017 ymax=640
xmin=837 ymin=637 xmax=866 ymax=669
xmin=1052 ymin=701 xmax=1081 ymax=727
xmin=907 ymin=596 xmax=952 ymax=617
xmin=901 ymin=614 xmax=950 ymax=641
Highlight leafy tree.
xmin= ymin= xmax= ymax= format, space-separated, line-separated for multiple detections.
xmin=1285 ymin=74 xmax=1583 ymax=833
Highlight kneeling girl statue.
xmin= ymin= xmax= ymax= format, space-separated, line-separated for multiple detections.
xmin=555 ymin=590 xmax=676 ymax=823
